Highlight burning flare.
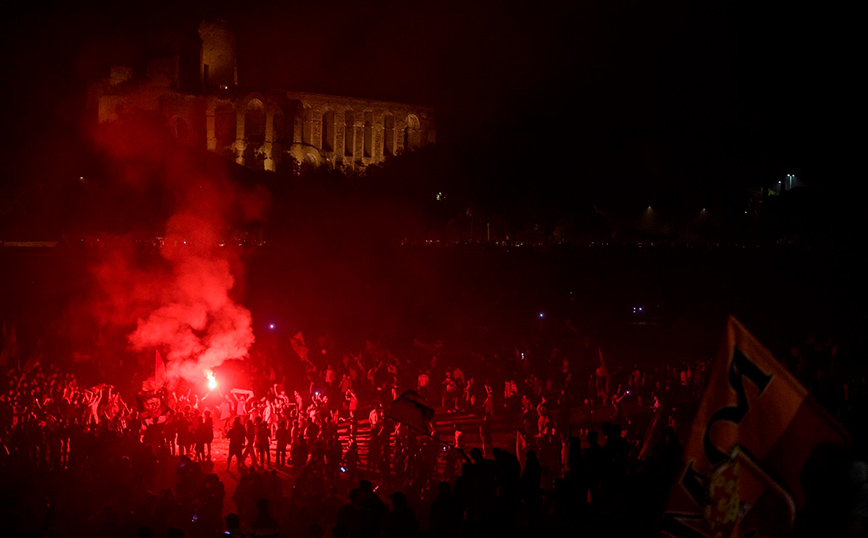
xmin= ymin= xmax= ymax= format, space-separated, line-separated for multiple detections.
xmin=206 ymin=370 xmax=217 ymax=391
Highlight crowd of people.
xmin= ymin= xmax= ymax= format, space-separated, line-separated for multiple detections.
xmin=1 ymin=325 xmax=865 ymax=537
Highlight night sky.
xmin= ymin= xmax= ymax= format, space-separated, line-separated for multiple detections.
xmin=0 ymin=0 xmax=860 ymax=224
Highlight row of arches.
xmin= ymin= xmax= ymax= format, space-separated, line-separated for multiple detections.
xmin=206 ymin=94 xmax=431 ymax=171
xmin=301 ymin=106 xmax=422 ymax=159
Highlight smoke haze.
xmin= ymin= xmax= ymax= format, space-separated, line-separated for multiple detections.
xmin=86 ymin=114 xmax=267 ymax=383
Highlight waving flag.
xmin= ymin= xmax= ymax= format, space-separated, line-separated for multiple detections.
xmin=389 ymin=390 xmax=435 ymax=434
xmin=658 ymin=317 xmax=850 ymax=537
xmin=155 ymin=350 xmax=166 ymax=387
xmin=290 ymin=331 xmax=309 ymax=363
xmin=142 ymin=350 xmax=168 ymax=391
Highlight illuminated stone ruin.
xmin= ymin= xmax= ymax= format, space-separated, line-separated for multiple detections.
xmin=90 ymin=20 xmax=436 ymax=173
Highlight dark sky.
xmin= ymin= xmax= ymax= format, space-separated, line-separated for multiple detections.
xmin=0 ymin=0 xmax=860 ymax=199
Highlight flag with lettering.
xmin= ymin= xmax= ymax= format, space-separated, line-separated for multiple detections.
xmin=658 ymin=317 xmax=850 ymax=538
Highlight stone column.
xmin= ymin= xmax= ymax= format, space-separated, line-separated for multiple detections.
xmin=396 ymin=123 xmax=405 ymax=155
xmin=293 ymin=107 xmax=302 ymax=145
xmin=235 ymin=109 xmax=246 ymax=165
xmin=205 ymin=102 xmax=217 ymax=152
xmin=354 ymin=119 xmax=363 ymax=162
xmin=263 ymin=106 xmax=275 ymax=172
xmin=374 ymin=115 xmax=383 ymax=162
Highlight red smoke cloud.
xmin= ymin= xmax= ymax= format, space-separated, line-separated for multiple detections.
xmin=87 ymin=114 xmax=267 ymax=384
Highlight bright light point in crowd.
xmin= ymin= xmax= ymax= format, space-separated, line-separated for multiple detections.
xmin=539 ymin=312 xmax=545 ymax=318
xmin=206 ymin=371 xmax=217 ymax=390
xmin=268 ymin=323 xmax=275 ymax=330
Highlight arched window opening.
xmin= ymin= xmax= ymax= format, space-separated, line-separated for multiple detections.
xmin=273 ymin=108 xmax=285 ymax=144
xmin=383 ymin=114 xmax=395 ymax=156
xmin=322 ymin=109 xmax=335 ymax=152
xmin=302 ymin=106 xmax=313 ymax=145
xmin=215 ymin=104 xmax=236 ymax=154
xmin=301 ymin=105 xmax=313 ymax=146
xmin=286 ymin=101 xmax=303 ymax=145
xmin=403 ymin=114 xmax=421 ymax=152
xmin=245 ymin=99 xmax=265 ymax=146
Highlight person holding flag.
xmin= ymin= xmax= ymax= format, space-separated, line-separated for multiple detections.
xmin=658 ymin=317 xmax=857 ymax=538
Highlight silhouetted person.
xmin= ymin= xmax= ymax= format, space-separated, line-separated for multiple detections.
xmin=256 ymin=416 xmax=271 ymax=468
xmin=242 ymin=416 xmax=258 ymax=466
xmin=227 ymin=417 xmax=246 ymax=471
xmin=383 ymin=492 xmax=418 ymax=538
xmin=521 ymin=450 xmax=542 ymax=505
xmin=584 ymin=430 xmax=605 ymax=504
xmin=224 ymin=513 xmax=244 ymax=538
xmin=250 ymin=498 xmax=280 ymax=537
xmin=430 ymin=482 xmax=460 ymax=538
xmin=274 ymin=420 xmax=288 ymax=467
xmin=359 ymin=480 xmax=386 ymax=538
xmin=202 ymin=409 xmax=214 ymax=459
xmin=194 ymin=416 xmax=207 ymax=462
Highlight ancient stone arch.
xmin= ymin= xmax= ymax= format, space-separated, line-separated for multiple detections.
xmin=170 ymin=115 xmax=190 ymax=142
xmin=344 ymin=109 xmax=355 ymax=158
xmin=383 ymin=113 xmax=395 ymax=156
xmin=302 ymin=105 xmax=313 ymax=146
xmin=92 ymin=23 xmax=436 ymax=175
xmin=301 ymin=148 xmax=321 ymax=170
xmin=402 ymin=114 xmax=421 ymax=153
xmin=213 ymin=102 xmax=236 ymax=157
xmin=272 ymin=105 xmax=285 ymax=144
xmin=285 ymin=100 xmax=303 ymax=145
xmin=243 ymin=98 xmax=266 ymax=146
xmin=406 ymin=114 xmax=421 ymax=130
xmin=321 ymin=108 xmax=335 ymax=153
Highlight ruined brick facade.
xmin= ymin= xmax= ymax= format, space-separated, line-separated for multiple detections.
xmin=91 ymin=20 xmax=435 ymax=174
